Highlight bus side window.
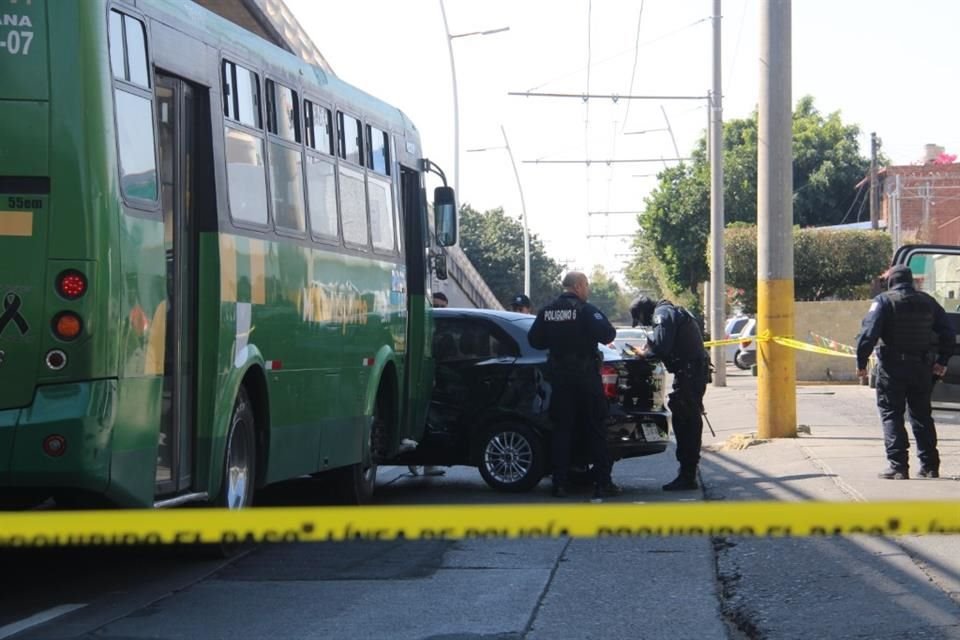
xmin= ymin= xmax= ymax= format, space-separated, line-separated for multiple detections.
xmin=266 ymin=79 xmax=306 ymax=234
xmin=337 ymin=111 xmax=368 ymax=248
xmin=222 ymin=60 xmax=268 ymax=226
xmin=367 ymin=125 xmax=395 ymax=253
xmin=304 ymin=99 xmax=338 ymax=242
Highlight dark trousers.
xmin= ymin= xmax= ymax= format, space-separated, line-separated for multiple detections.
xmin=549 ymin=375 xmax=611 ymax=487
xmin=876 ymin=359 xmax=939 ymax=471
xmin=668 ymin=360 xmax=707 ymax=472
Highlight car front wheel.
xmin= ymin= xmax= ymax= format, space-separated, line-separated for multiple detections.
xmin=476 ymin=423 xmax=546 ymax=492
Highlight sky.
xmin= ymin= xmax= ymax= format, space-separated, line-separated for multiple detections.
xmin=284 ymin=0 xmax=960 ymax=280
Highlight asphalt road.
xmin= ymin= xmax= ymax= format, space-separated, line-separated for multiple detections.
xmin=1 ymin=454 xmax=729 ymax=640
xmin=3 ymin=369 xmax=959 ymax=639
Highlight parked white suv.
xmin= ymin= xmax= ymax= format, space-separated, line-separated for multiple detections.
xmin=723 ymin=315 xmax=751 ymax=363
xmin=733 ymin=318 xmax=757 ymax=370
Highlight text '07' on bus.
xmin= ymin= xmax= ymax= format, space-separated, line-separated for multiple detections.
xmin=0 ymin=0 xmax=457 ymax=510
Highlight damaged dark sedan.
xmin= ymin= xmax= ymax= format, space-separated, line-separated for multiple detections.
xmin=396 ymin=309 xmax=670 ymax=491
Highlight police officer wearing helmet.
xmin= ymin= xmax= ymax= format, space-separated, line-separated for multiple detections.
xmin=855 ymin=265 xmax=954 ymax=480
xmin=528 ymin=271 xmax=620 ymax=499
xmin=630 ymin=295 xmax=708 ymax=491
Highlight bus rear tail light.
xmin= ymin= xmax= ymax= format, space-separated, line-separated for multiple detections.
xmin=52 ymin=312 xmax=83 ymax=341
xmin=601 ymin=365 xmax=619 ymax=400
xmin=56 ymin=270 xmax=88 ymax=300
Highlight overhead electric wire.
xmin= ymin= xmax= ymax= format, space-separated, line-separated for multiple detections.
xmin=524 ymin=17 xmax=709 ymax=93
xmin=839 ymin=181 xmax=867 ymax=225
xmin=855 ymin=185 xmax=869 ymax=222
xmin=584 ymin=0 xmax=593 ymax=250
xmin=725 ymin=0 xmax=751 ymax=97
xmin=621 ymin=0 xmax=646 ymax=132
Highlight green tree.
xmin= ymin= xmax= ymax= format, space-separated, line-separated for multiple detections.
xmin=622 ymin=234 xmax=664 ymax=301
xmin=629 ymin=96 xmax=872 ymax=299
xmin=588 ymin=265 xmax=631 ymax=324
xmin=458 ymin=204 xmax=565 ymax=310
xmin=725 ymin=226 xmax=891 ymax=312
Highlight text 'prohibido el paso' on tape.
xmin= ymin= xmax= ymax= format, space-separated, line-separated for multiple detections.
xmin=1 ymin=502 xmax=959 ymax=547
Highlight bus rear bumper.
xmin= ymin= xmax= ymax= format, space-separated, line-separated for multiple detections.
xmin=1 ymin=380 xmax=117 ymax=502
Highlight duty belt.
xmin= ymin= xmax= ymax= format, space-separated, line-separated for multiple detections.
xmin=880 ymin=349 xmax=929 ymax=362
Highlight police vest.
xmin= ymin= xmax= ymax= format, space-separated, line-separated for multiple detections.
xmin=658 ymin=304 xmax=707 ymax=366
xmin=880 ymin=288 xmax=935 ymax=354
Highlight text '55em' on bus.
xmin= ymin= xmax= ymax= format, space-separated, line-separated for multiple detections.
xmin=0 ymin=0 xmax=457 ymax=509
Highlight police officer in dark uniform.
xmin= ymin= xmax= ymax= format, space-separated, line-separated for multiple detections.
xmin=528 ymin=271 xmax=620 ymax=499
xmin=630 ymin=296 xmax=709 ymax=491
xmin=855 ymin=265 xmax=954 ymax=479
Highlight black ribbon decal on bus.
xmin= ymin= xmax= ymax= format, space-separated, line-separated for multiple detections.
xmin=0 ymin=293 xmax=29 ymax=337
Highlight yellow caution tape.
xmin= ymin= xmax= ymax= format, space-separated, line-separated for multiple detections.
xmin=0 ymin=502 xmax=958 ymax=546
xmin=771 ymin=335 xmax=857 ymax=359
xmin=702 ymin=336 xmax=748 ymax=348
xmin=708 ymin=330 xmax=859 ymax=359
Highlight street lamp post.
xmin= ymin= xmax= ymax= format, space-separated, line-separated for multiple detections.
xmin=501 ymin=126 xmax=530 ymax=297
xmin=438 ymin=0 xmax=508 ymax=196
xmin=467 ymin=125 xmax=530 ymax=297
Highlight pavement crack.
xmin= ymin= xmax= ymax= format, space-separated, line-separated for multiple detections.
xmin=705 ymin=482 xmax=765 ymax=640
xmin=712 ymin=536 xmax=765 ymax=640
xmin=798 ymin=444 xmax=866 ymax=502
xmin=520 ymin=537 xmax=572 ymax=639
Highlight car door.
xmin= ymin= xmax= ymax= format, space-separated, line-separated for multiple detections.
xmin=891 ymin=244 xmax=960 ymax=422
xmin=431 ymin=317 xmax=519 ymax=431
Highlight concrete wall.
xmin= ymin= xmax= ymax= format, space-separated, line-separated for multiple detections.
xmin=793 ymin=300 xmax=871 ymax=382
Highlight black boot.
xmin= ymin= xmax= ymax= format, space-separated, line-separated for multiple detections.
xmin=878 ymin=467 xmax=909 ymax=480
xmin=591 ymin=481 xmax=623 ymax=501
xmin=551 ymin=479 xmax=568 ymax=498
xmin=662 ymin=468 xmax=698 ymax=491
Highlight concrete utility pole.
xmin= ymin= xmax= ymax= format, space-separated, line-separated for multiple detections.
xmin=757 ymin=0 xmax=796 ymax=438
xmin=869 ymin=132 xmax=880 ymax=230
xmin=709 ymin=0 xmax=726 ymax=386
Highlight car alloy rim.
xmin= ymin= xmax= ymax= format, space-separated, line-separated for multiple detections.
xmin=484 ymin=430 xmax=534 ymax=484
xmin=226 ymin=420 xmax=251 ymax=509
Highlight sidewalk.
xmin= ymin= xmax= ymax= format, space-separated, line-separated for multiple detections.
xmin=697 ymin=366 xmax=960 ymax=639
xmin=701 ymin=365 xmax=960 ymax=501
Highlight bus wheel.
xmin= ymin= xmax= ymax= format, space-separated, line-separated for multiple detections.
xmin=215 ymin=386 xmax=256 ymax=509
xmin=333 ymin=393 xmax=384 ymax=505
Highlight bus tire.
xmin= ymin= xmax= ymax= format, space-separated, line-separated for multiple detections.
xmin=214 ymin=386 xmax=257 ymax=510
xmin=332 ymin=392 xmax=384 ymax=505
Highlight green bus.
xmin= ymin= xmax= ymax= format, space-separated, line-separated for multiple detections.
xmin=0 ymin=0 xmax=456 ymax=509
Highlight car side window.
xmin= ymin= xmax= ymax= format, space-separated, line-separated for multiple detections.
xmin=434 ymin=320 xmax=519 ymax=362
xmin=434 ymin=326 xmax=459 ymax=362
xmin=727 ymin=317 xmax=748 ymax=335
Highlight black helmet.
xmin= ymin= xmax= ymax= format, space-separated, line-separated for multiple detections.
xmin=886 ymin=265 xmax=913 ymax=289
xmin=630 ymin=296 xmax=656 ymax=328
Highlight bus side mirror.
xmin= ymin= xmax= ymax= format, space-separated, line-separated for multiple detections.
xmin=434 ymin=186 xmax=457 ymax=247
xmin=433 ymin=253 xmax=448 ymax=280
